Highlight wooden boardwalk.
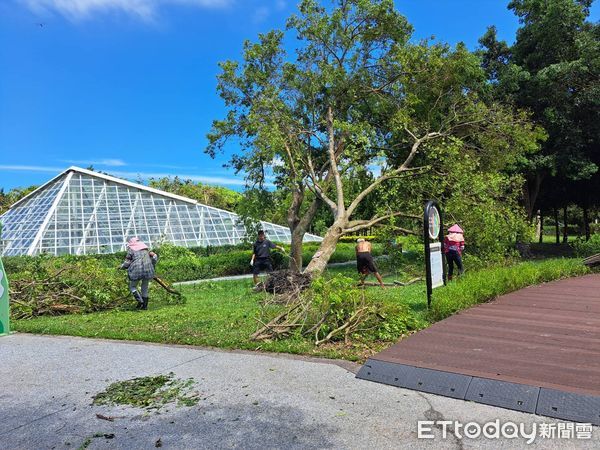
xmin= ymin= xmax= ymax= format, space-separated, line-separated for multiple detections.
xmin=357 ymin=274 xmax=600 ymax=424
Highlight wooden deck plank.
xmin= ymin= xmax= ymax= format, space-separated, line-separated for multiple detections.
xmin=370 ymin=273 xmax=600 ymax=397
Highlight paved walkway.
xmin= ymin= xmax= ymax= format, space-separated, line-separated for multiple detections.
xmin=1 ymin=334 xmax=597 ymax=449
xmin=173 ymin=261 xmax=357 ymax=286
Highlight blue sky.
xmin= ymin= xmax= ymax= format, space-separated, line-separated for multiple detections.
xmin=1 ymin=0 xmax=598 ymax=191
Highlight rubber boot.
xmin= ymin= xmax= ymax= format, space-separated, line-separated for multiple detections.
xmin=141 ymin=297 xmax=149 ymax=310
xmin=132 ymin=290 xmax=144 ymax=309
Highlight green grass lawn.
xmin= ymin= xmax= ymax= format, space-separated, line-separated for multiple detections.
xmin=12 ymin=264 xmax=431 ymax=361
xmin=12 ymin=257 xmax=591 ymax=361
xmin=539 ymin=234 xmax=578 ymax=244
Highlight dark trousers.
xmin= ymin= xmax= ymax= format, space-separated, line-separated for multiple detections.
xmin=446 ymin=250 xmax=463 ymax=278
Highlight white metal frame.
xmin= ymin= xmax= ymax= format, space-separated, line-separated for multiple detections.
xmin=26 ymin=172 xmax=73 ymax=256
xmin=1 ymin=166 xmax=323 ymax=256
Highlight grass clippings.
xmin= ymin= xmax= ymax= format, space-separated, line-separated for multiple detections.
xmin=92 ymin=372 xmax=199 ymax=410
xmin=77 ymin=433 xmax=114 ymax=450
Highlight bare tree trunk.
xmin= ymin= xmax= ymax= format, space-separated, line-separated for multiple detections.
xmin=289 ymin=229 xmax=304 ymax=272
xmin=290 ymin=198 xmax=321 ymax=272
xmin=535 ymin=210 xmax=542 ymax=242
xmin=304 ymin=221 xmax=346 ymax=275
xmin=524 ymin=173 xmax=543 ymax=222
xmin=287 ymin=188 xmax=304 ymax=272
xmin=554 ymin=207 xmax=560 ymax=245
xmin=538 ymin=212 xmax=544 ymax=244
xmin=562 ymin=206 xmax=568 ymax=244
xmin=583 ymin=204 xmax=590 ymax=241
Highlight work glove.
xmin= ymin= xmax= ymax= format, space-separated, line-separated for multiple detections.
xmin=250 ymin=260 xmax=254 ymax=267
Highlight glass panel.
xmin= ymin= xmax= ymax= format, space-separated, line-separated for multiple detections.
xmin=0 ymin=171 xmax=322 ymax=256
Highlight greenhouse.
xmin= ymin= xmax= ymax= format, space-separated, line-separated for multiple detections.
xmin=0 ymin=167 xmax=322 ymax=256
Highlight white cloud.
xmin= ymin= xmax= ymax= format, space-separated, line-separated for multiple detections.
xmin=0 ymin=164 xmax=275 ymax=187
xmin=63 ymin=158 xmax=127 ymax=167
xmin=20 ymin=0 xmax=232 ymax=21
xmin=111 ymin=169 xmax=250 ymax=186
xmin=0 ymin=164 xmax=64 ymax=173
xmin=0 ymin=164 xmax=258 ymax=187
xmin=251 ymin=5 xmax=269 ymax=24
xmin=139 ymin=163 xmax=199 ymax=170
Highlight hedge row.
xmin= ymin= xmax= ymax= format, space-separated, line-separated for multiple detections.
xmin=156 ymin=242 xmax=382 ymax=282
xmin=3 ymin=242 xmax=382 ymax=283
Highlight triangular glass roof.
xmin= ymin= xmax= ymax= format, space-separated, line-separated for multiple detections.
xmin=0 ymin=167 xmax=322 ymax=256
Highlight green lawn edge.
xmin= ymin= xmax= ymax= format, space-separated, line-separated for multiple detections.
xmin=12 ymin=258 xmax=591 ymax=361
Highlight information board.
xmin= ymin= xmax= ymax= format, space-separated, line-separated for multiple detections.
xmin=424 ymin=200 xmax=446 ymax=308
xmin=429 ymin=242 xmax=444 ymax=289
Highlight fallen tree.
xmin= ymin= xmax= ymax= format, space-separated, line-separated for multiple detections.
xmin=208 ymin=0 xmax=545 ymax=276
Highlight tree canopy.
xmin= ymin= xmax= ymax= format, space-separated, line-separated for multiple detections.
xmin=479 ymin=0 xmax=600 ymax=220
xmin=0 ymin=186 xmax=38 ymax=216
xmin=148 ymin=177 xmax=242 ymax=211
xmin=208 ymin=0 xmax=545 ymax=272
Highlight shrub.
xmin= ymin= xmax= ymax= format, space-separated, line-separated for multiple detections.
xmin=254 ymin=273 xmax=425 ymax=344
xmin=338 ymin=235 xmax=377 ymax=243
xmin=308 ymin=275 xmax=425 ymax=343
xmin=3 ymin=242 xmax=380 ymax=288
xmin=572 ymin=234 xmax=600 ymax=257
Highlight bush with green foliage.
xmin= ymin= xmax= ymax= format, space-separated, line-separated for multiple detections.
xmin=572 ymin=235 xmax=600 ymax=257
xmin=338 ymin=235 xmax=377 ymax=243
xmin=3 ymin=242 xmax=380 ymax=289
xmin=314 ymin=274 xmax=426 ymax=342
xmin=258 ymin=273 xmax=426 ymax=345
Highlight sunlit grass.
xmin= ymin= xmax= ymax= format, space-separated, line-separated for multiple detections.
xmin=13 ymin=257 xmax=590 ymax=361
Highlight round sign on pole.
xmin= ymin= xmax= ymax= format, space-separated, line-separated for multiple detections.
xmin=428 ymin=206 xmax=440 ymax=240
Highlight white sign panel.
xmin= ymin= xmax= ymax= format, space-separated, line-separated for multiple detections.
xmin=429 ymin=242 xmax=444 ymax=289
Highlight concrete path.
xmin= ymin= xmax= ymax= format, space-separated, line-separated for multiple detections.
xmin=173 ymin=261 xmax=357 ymax=286
xmin=1 ymin=334 xmax=597 ymax=450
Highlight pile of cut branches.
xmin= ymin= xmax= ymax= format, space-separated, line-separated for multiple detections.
xmin=9 ymin=257 xmax=183 ymax=319
xmin=252 ymin=274 xmax=383 ymax=345
xmin=9 ymin=259 xmax=130 ymax=319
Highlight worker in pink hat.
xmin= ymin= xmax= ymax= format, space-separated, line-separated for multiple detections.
xmin=120 ymin=237 xmax=158 ymax=310
xmin=444 ymin=224 xmax=465 ymax=281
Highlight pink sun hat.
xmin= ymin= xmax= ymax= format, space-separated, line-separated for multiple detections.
xmin=448 ymin=224 xmax=463 ymax=234
xmin=127 ymin=237 xmax=149 ymax=251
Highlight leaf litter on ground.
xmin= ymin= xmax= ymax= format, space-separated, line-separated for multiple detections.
xmin=92 ymin=372 xmax=199 ymax=410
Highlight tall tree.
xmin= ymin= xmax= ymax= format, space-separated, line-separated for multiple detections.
xmin=207 ymin=26 xmax=329 ymax=270
xmin=209 ymin=0 xmax=543 ymax=275
xmin=479 ymin=0 xmax=600 ymax=219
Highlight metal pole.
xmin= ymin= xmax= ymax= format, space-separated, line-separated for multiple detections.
xmin=440 ymin=206 xmax=446 ymax=286
xmin=0 ymin=224 xmax=10 ymax=336
xmin=424 ymin=201 xmax=433 ymax=308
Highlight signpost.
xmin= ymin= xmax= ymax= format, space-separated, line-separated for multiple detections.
xmin=424 ymin=200 xmax=445 ymax=308
xmin=0 ymin=224 xmax=9 ymax=336
xmin=0 ymin=256 xmax=9 ymax=336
